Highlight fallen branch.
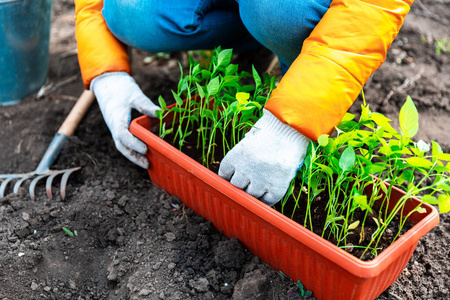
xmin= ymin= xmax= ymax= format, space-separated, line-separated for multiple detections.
xmin=382 ymin=68 xmax=424 ymax=105
xmin=37 ymin=73 xmax=81 ymax=98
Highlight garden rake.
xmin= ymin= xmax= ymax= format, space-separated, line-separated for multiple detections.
xmin=0 ymin=90 xmax=95 ymax=200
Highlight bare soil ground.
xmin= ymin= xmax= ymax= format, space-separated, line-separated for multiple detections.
xmin=0 ymin=1 xmax=449 ymax=299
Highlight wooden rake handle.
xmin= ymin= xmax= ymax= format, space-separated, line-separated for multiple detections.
xmin=58 ymin=90 xmax=95 ymax=137
xmin=35 ymin=90 xmax=96 ymax=173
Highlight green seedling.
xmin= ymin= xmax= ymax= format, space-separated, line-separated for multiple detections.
xmin=62 ymin=227 xmax=76 ymax=237
xmin=435 ymin=38 xmax=449 ymax=55
xmin=297 ymin=280 xmax=313 ymax=298
xmin=157 ymin=47 xmax=275 ymax=167
xmin=285 ymin=93 xmax=450 ymax=258
xmin=280 ymin=272 xmax=313 ymax=299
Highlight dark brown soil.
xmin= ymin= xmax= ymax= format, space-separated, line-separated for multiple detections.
xmin=0 ymin=1 xmax=449 ymax=299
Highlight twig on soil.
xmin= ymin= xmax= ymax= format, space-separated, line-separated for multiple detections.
xmin=265 ymin=56 xmax=279 ymax=74
xmin=389 ymin=292 xmax=403 ymax=300
xmin=175 ymin=204 xmax=188 ymax=221
xmin=82 ymin=151 xmax=99 ymax=177
xmin=58 ymin=48 xmax=78 ymax=59
xmin=382 ymin=68 xmax=424 ymax=105
xmin=37 ymin=73 xmax=81 ymax=98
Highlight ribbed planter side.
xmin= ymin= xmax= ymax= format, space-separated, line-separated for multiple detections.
xmin=130 ymin=115 xmax=439 ymax=300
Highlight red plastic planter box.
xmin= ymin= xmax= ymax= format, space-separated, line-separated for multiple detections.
xmin=130 ymin=115 xmax=439 ymax=300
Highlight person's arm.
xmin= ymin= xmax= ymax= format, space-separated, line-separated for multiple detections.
xmin=74 ymin=0 xmax=160 ymax=168
xmin=219 ymin=0 xmax=413 ymax=205
xmin=74 ymin=0 xmax=130 ymax=89
xmin=266 ymin=0 xmax=413 ymax=141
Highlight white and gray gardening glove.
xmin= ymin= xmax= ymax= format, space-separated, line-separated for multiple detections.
xmin=219 ymin=109 xmax=310 ymax=206
xmin=90 ymin=72 xmax=160 ymax=169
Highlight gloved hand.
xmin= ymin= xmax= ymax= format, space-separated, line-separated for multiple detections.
xmin=90 ymin=72 xmax=160 ymax=168
xmin=218 ymin=109 xmax=310 ymax=206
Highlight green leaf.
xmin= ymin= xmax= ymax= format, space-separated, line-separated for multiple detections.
xmin=158 ymin=95 xmax=167 ymax=110
xmin=241 ymin=85 xmax=256 ymax=92
xmin=207 ymin=77 xmax=220 ymax=96
xmin=348 ymin=220 xmax=360 ymax=230
xmin=434 ymin=153 xmax=450 ymax=161
xmin=236 ymin=92 xmax=250 ymax=102
xmin=318 ymin=134 xmax=329 ymax=146
xmin=438 ymin=194 xmax=450 ymax=213
xmin=432 ymin=141 xmax=443 ymax=164
xmin=370 ymin=113 xmax=398 ymax=135
xmin=316 ymin=163 xmax=334 ymax=178
xmin=62 ymin=227 xmax=74 ymax=237
xmin=399 ymin=96 xmax=419 ymax=139
xmin=406 ymin=157 xmax=434 ymax=168
xmin=416 ymin=140 xmax=430 ymax=153
xmin=192 ymin=63 xmax=200 ymax=76
xmin=171 ymin=90 xmax=184 ymax=106
xmin=326 ymin=215 xmax=345 ymax=225
xmin=251 ymin=65 xmax=261 ymax=88
xmin=365 ymin=163 xmax=386 ymax=175
xmin=407 ymin=182 xmax=420 ymax=194
xmin=353 ymin=194 xmax=371 ymax=212
xmin=217 ymin=49 xmax=233 ymax=68
xmin=195 ymin=82 xmax=205 ymax=99
xmin=432 ymin=141 xmax=443 ymax=156
xmin=297 ymin=280 xmax=306 ymax=297
xmin=324 ymin=138 xmax=337 ymax=154
xmin=420 ymin=194 xmax=439 ymax=204
xmin=221 ymin=75 xmax=239 ymax=86
xmin=398 ymin=169 xmax=414 ymax=183
xmin=437 ymin=183 xmax=450 ymax=192
xmin=248 ymin=101 xmax=262 ymax=110
xmin=225 ymin=63 xmax=239 ymax=75
xmin=341 ymin=112 xmax=356 ymax=123
xmin=339 ymin=145 xmax=356 ymax=173
xmin=201 ymin=70 xmax=212 ymax=81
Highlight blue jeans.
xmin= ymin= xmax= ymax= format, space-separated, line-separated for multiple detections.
xmin=103 ymin=0 xmax=332 ymax=72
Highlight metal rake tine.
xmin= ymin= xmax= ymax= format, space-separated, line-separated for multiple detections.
xmin=60 ymin=167 xmax=81 ymax=200
xmin=1 ymin=177 xmax=16 ymax=199
xmin=13 ymin=175 xmax=33 ymax=195
xmin=29 ymin=174 xmax=48 ymax=201
xmin=46 ymin=171 xmax=64 ymax=200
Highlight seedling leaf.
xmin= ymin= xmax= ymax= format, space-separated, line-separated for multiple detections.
xmin=252 ymin=65 xmax=261 ymax=88
xmin=171 ymin=90 xmax=184 ymax=106
xmin=225 ymin=63 xmax=239 ymax=75
xmin=217 ymin=49 xmax=232 ymax=68
xmin=438 ymin=194 xmax=450 ymax=213
xmin=399 ymin=96 xmax=418 ymax=139
xmin=406 ymin=157 xmax=433 ymax=168
xmin=340 ymin=145 xmax=356 ymax=173
xmin=318 ymin=134 xmax=329 ymax=146
xmin=348 ymin=220 xmax=360 ymax=230
xmin=420 ymin=194 xmax=438 ymax=205
xmin=416 ymin=140 xmax=430 ymax=154
xmin=158 ymin=95 xmax=167 ymax=110
xmin=207 ymin=77 xmax=220 ymax=96
xmin=434 ymin=153 xmax=450 ymax=161
xmin=236 ymin=92 xmax=250 ymax=102
xmin=62 ymin=227 xmax=74 ymax=237
xmin=195 ymin=82 xmax=205 ymax=99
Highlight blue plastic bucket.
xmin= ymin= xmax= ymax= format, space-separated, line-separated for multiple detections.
xmin=0 ymin=0 xmax=52 ymax=105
